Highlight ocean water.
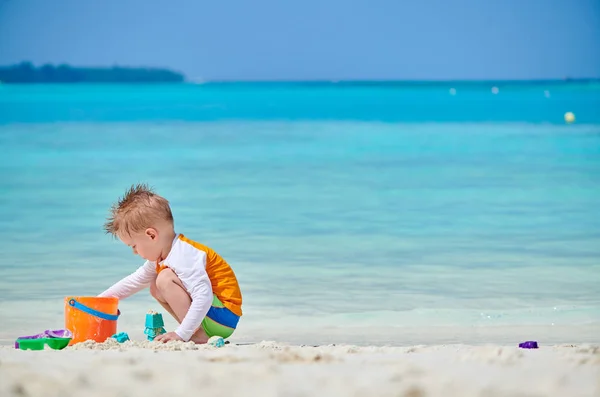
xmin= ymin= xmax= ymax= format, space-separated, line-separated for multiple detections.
xmin=0 ymin=82 xmax=599 ymax=345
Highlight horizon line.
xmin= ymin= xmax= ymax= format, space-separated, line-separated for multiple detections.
xmin=189 ymin=77 xmax=600 ymax=83
xmin=1 ymin=62 xmax=598 ymax=84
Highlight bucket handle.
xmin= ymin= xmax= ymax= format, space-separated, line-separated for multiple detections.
xmin=68 ymin=298 xmax=120 ymax=321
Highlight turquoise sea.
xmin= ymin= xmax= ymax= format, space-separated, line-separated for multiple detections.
xmin=0 ymin=82 xmax=599 ymax=346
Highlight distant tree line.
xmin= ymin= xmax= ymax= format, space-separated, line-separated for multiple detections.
xmin=0 ymin=62 xmax=186 ymax=83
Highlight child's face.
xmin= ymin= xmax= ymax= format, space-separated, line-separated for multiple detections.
xmin=119 ymin=229 xmax=162 ymax=262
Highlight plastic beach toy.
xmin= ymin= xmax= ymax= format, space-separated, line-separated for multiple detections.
xmin=15 ymin=329 xmax=73 ymax=350
xmin=112 ymin=332 xmax=130 ymax=343
xmin=144 ymin=311 xmax=166 ymax=341
xmin=518 ymin=341 xmax=539 ymax=349
xmin=64 ymin=296 xmax=120 ymax=345
xmin=207 ymin=336 xmax=225 ymax=348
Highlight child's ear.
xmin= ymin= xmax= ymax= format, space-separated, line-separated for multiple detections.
xmin=145 ymin=228 xmax=157 ymax=240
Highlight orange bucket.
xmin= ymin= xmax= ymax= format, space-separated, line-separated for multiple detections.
xmin=64 ymin=296 xmax=120 ymax=345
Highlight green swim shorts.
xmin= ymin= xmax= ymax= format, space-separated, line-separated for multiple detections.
xmin=200 ymin=294 xmax=240 ymax=339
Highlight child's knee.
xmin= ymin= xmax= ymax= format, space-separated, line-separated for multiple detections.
xmin=156 ymin=268 xmax=179 ymax=291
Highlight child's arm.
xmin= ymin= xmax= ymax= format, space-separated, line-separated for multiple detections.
xmin=98 ymin=260 xmax=156 ymax=299
xmin=173 ymin=253 xmax=213 ymax=341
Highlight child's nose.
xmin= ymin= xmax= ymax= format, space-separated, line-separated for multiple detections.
xmin=132 ymin=248 xmax=138 ymax=255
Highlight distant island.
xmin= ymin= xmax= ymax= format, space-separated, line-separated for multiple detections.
xmin=0 ymin=62 xmax=186 ymax=83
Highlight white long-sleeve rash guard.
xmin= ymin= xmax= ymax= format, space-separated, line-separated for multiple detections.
xmin=98 ymin=235 xmax=213 ymax=342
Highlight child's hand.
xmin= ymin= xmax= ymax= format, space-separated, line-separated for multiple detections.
xmin=154 ymin=332 xmax=184 ymax=343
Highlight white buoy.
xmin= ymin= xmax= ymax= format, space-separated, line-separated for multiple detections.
xmin=491 ymin=86 xmax=499 ymax=94
xmin=564 ymin=112 xmax=575 ymax=124
xmin=449 ymin=88 xmax=456 ymax=95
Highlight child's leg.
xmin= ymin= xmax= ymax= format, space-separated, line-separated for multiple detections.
xmin=149 ymin=268 xmax=209 ymax=344
xmin=149 ymin=278 xmax=180 ymax=321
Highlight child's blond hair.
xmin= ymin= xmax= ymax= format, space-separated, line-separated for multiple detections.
xmin=104 ymin=183 xmax=173 ymax=237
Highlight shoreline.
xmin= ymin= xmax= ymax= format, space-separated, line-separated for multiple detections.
xmin=2 ymin=323 xmax=600 ymax=348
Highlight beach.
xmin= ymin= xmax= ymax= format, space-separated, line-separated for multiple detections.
xmin=2 ymin=0 xmax=600 ymax=394
xmin=2 ymin=339 xmax=599 ymax=397
xmin=1 ymin=83 xmax=599 ymax=397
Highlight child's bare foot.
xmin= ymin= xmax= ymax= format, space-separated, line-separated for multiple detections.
xmin=190 ymin=335 xmax=209 ymax=344
xmin=190 ymin=329 xmax=209 ymax=344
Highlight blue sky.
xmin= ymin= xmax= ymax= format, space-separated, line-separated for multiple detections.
xmin=0 ymin=0 xmax=598 ymax=80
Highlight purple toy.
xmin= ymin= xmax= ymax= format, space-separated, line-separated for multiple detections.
xmin=14 ymin=329 xmax=73 ymax=349
xmin=518 ymin=341 xmax=539 ymax=349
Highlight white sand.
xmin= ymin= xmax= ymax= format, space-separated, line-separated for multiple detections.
xmin=1 ymin=340 xmax=599 ymax=397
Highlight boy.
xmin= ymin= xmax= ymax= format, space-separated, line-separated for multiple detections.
xmin=98 ymin=184 xmax=242 ymax=344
